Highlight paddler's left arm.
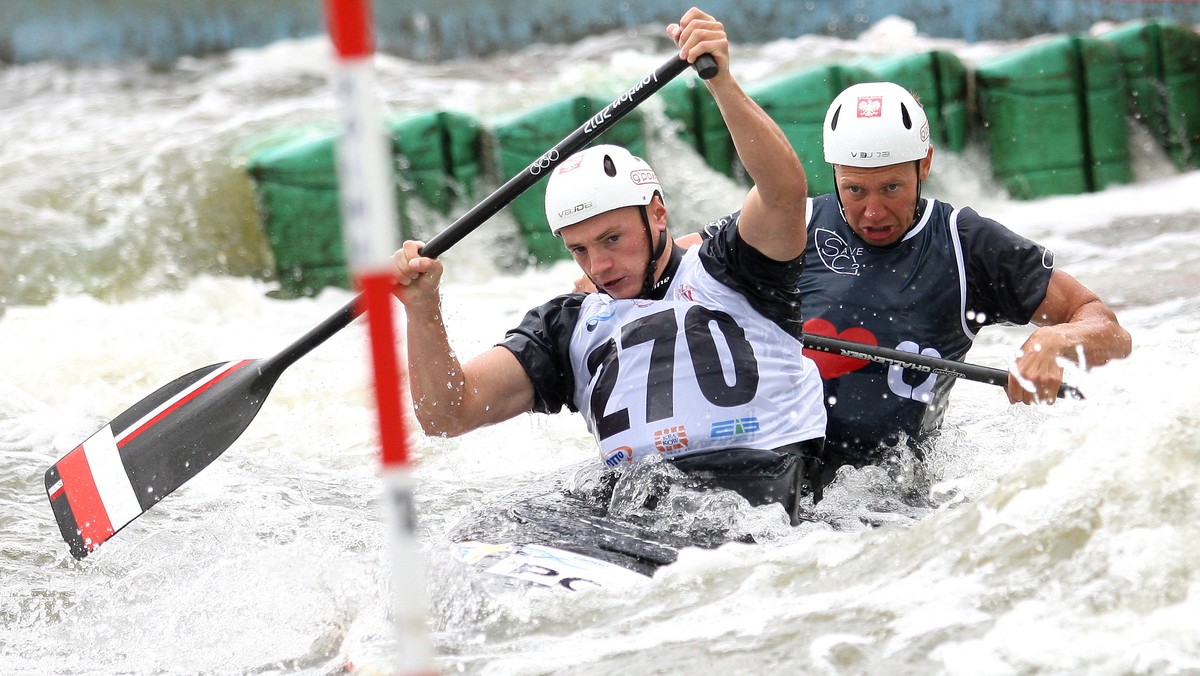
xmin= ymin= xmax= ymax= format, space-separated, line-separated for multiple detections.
xmin=669 ymin=8 xmax=807 ymax=262
xmin=1010 ymin=269 xmax=1132 ymax=404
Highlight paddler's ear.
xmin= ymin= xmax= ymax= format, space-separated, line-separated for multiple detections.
xmin=919 ymin=146 xmax=934 ymax=181
xmin=649 ymin=195 xmax=669 ymax=230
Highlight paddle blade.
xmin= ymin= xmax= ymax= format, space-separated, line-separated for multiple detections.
xmin=45 ymin=358 xmax=277 ymax=559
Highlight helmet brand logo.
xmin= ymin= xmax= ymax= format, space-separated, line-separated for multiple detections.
xmin=557 ymin=201 xmax=593 ymax=218
xmin=629 ymin=169 xmax=658 ymax=185
xmin=856 ymin=96 xmax=883 ymax=118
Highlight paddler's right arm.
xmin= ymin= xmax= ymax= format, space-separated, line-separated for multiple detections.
xmin=391 ymin=240 xmax=536 ymax=437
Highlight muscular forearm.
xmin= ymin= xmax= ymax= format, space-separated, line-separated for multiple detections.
xmin=1010 ymin=271 xmax=1131 ymax=404
xmin=1033 ymin=299 xmax=1132 ymax=369
xmin=404 ymin=300 xmax=470 ymax=436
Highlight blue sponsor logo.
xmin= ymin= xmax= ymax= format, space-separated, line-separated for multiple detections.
xmin=604 ymin=447 xmax=632 ymax=467
xmin=710 ymin=417 xmax=761 ymax=439
xmin=585 ymin=307 xmax=618 ymax=332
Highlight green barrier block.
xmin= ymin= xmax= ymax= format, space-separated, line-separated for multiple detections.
xmin=747 ymin=64 xmax=875 ymax=196
xmin=252 ymin=179 xmax=362 ymax=298
xmin=246 ymin=132 xmax=352 ymax=296
xmin=975 ymin=35 xmax=1131 ymax=200
xmin=1099 ymin=19 xmax=1200 ymax=169
xmin=661 ymin=76 xmax=736 ymax=177
xmin=246 ymin=110 xmax=483 ymax=296
xmin=245 ymin=128 xmax=340 ymax=190
xmin=491 ymin=96 xmax=645 ymax=264
xmin=391 ymin=110 xmax=483 ymax=213
xmin=864 ymin=50 xmax=970 ymax=153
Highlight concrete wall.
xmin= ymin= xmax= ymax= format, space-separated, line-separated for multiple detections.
xmin=3 ymin=0 xmax=1199 ymax=65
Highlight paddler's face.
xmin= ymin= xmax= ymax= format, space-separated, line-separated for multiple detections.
xmin=559 ymin=200 xmax=668 ymax=299
xmin=834 ymin=150 xmax=933 ymax=247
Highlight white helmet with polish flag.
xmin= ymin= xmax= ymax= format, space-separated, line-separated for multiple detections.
xmin=823 ymin=82 xmax=931 ymax=168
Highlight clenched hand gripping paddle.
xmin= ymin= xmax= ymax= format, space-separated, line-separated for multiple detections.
xmin=44 ymin=51 xmax=718 ymax=560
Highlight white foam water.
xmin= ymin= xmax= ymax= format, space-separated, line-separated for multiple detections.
xmin=2 ymin=17 xmax=1199 ymax=675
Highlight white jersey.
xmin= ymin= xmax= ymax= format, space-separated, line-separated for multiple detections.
xmin=500 ymin=215 xmax=825 ymax=467
xmin=569 ymin=252 xmax=826 ymax=465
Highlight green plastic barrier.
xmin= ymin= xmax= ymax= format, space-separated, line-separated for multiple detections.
xmin=491 ymin=96 xmax=645 ymax=264
xmin=1098 ymin=19 xmax=1200 ymax=169
xmin=393 ymin=110 xmax=483 ymax=214
xmin=747 ymin=64 xmax=875 ymax=196
xmin=975 ymin=35 xmax=1132 ymax=200
xmin=245 ymin=112 xmax=482 ymax=296
xmin=661 ymin=75 xmax=735 ymax=177
xmin=245 ymin=129 xmax=355 ymax=297
xmin=864 ymin=50 xmax=969 ymax=153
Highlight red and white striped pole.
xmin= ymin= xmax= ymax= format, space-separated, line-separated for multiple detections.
xmin=324 ymin=1 xmax=436 ymax=673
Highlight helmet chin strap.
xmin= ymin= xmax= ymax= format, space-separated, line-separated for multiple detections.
xmin=638 ymin=204 xmax=668 ymax=298
xmin=911 ymin=159 xmax=924 ymax=224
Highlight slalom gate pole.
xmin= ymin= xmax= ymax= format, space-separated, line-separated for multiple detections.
xmin=325 ymin=1 xmax=436 ymax=673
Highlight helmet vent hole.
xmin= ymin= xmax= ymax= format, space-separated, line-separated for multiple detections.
xmin=900 ymin=103 xmax=913 ymax=130
xmin=830 ymin=105 xmax=841 ymax=131
xmin=603 ymin=155 xmax=617 ymax=177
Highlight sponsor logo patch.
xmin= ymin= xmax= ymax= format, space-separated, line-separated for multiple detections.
xmin=815 ymin=227 xmax=862 ymax=276
xmin=710 ymin=417 xmax=761 ymax=440
xmin=654 ymin=426 xmax=689 ymax=453
xmin=585 ymin=306 xmax=618 ymax=332
xmin=603 ymin=446 xmax=633 ymax=467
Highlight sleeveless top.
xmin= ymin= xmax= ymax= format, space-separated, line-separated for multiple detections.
xmin=797 ymin=194 xmax=1054 ymax=459
xmin=501 ymin=214 xmax=826 ymax=467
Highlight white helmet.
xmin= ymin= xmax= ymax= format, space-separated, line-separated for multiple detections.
xmin=823 ymin=82 xmax=931 ymax=168
xmin=544 ymin=144 xmax=663 ymax=235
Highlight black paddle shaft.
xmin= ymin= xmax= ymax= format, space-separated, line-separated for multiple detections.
xmin=802 ymin=333 xmax=1084 ymax=400
xmin=426 ymin=54 xmax=716 ymax=258
xmin=290 ymin=54 xmax=719 ymax=344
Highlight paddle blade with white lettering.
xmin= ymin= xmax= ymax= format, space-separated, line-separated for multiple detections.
xmin=45 ymin=359 xmax=274 ymax=559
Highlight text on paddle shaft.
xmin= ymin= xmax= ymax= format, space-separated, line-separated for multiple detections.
xmin=528 ymin=69 xmax=663 ymax=177
xmin=584 ymin=72 xmax=659 ymax=135
xmin=588 ymin=307 xmax=760 ymax=441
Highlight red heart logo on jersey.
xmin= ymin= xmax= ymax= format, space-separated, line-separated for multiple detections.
xmin=803 ymin=318 xmax=877 ymax=380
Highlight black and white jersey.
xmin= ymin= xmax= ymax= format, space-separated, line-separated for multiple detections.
xmin=500 ymin=215 xmax=826 ymax=466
